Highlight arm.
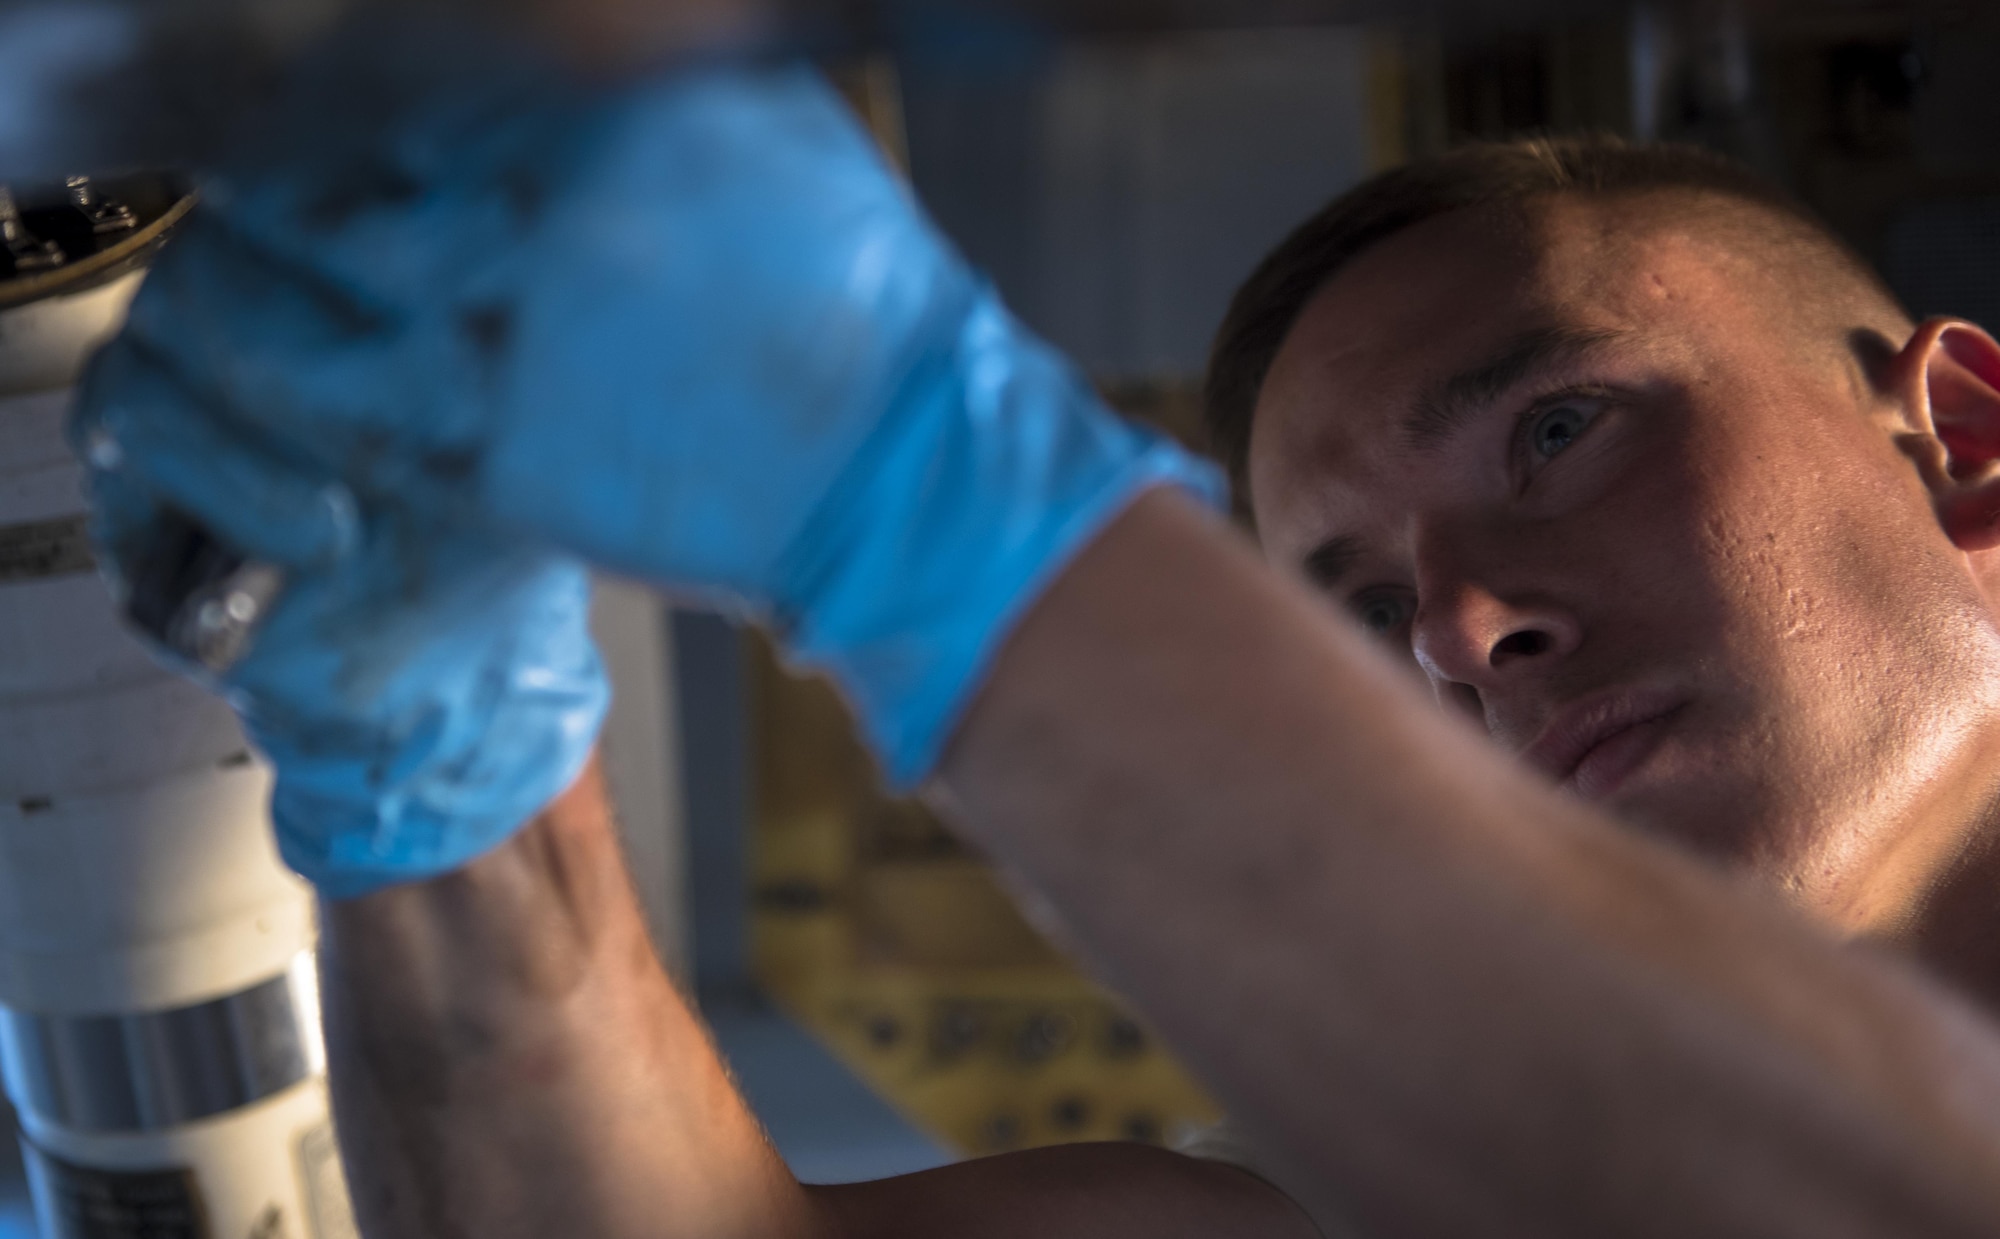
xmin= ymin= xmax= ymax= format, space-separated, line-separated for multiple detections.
xmin=318 ymin=757 xmax=1318 ymax=1239
xmin=937 ymin=489 xmax=2000 ymax=1237
xmin=88 ymin=53 xmax=2000 ymax=1239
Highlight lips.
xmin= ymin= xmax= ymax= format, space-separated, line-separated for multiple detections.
xmin=1522 ymin=688 xmax=1686 ymax=799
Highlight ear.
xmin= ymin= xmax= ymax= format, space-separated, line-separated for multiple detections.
xmin=1897 ymin=319 xmax=2000 ymax=552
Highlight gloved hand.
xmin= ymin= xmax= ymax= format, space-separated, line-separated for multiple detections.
xmin=80 ymin=29 xmax=1220 ymax=791
xmin=74 ymin=343 xmax=609 ymax=900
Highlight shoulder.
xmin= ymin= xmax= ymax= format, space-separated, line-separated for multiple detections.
xmin=808 ymin=1139 xmax=1321 ymax=1239
xmin=1178 ymin=1121 xmax=1368 ymax=1239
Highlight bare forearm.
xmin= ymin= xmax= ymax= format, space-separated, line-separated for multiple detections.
xmin=312 ymin=753 xmax=1317 ymax=1239
xmin=317 ymin=759 xmax=815 ymax=1239
xmin=940 ymin=490 xmax=2000 ymax=1237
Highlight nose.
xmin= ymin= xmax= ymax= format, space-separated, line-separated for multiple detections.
xmin=1410 ymin=578 xmax=1581 ymax=720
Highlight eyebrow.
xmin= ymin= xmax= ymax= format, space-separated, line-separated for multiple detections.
xmin=1302 ymin=534 xmax=1365 ymax=590
xmin=1300 ymin=326 xmax=1627 ymax=591
xmin=1403 ymin=325 xmax=1626 ymax=453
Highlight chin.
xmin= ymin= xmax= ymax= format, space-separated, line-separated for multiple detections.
xmin=1599 ymin=765 xmax=1779 ymax=871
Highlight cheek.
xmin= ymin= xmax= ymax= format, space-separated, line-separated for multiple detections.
xmin=1559 ymin=438 xmax=1747 ymax=648
xmin=1698 ymin=425 xmax=1937 ymax=648
xmin=1618 ymin=405 xmax=1888 ymax=653
xmin=1678 ymin=416 xmax=1995 ymax=765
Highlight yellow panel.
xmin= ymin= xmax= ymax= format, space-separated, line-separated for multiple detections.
xmin=1367 ymin=28 xmax=1411 ymax=171
xmin=757 ymin=60 xmax=1219 ymax=1158
xmin=748 ymin=637 xmax=1220 ymax=1156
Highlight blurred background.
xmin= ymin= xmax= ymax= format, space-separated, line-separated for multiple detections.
xmin=2 ymin=0 xmax=1999 ymax=1228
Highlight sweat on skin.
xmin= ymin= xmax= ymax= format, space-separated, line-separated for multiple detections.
xmin=1246 ymin=188 xmax=2000 ymax=1004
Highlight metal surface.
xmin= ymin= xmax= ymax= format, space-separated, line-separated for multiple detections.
xmin=67 ymin=175 xmax=137 ymax=236
xmin=0 ymin=955 xmax=323 ymax=1136
xmin=0 ymin=190 xmax=61 ymax=275
xmin=0 ymin=174 xmax=192 ymax=312
xmin=124 ymin=510 xmax=286 ymax=675
xmin=0 ymin=176 xmax=139 ymax=278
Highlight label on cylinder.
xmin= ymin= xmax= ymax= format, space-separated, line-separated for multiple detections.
xmin=22 ymin=1141 xmax=206 ymax=1238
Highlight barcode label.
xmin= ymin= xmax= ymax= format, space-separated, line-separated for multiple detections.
xmin=24 ymin=1144 xmax=206 ymax=1239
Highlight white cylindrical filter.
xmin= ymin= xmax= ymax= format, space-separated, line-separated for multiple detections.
xmin=3 ymin=958 xmax=351 ymax=1239
xmin=0 ymin=198 xmax=353 ymax=1238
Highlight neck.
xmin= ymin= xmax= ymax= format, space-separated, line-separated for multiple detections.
xmin=1832 ymin=768 xmax=2000 ymax=1016
xmin=1892 ymin=822 xmax=2000 ymax=1014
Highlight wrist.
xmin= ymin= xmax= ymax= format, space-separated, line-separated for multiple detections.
xmin=780 ymin=290 xmax=1224 ymax=785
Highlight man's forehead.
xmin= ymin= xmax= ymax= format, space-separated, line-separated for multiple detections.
xmin=1267 ymin=200 xmax=1676 ymax=396
xmin=1244 ymin=197 xmax=1733 ymax=544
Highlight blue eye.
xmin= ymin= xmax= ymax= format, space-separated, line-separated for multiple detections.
xmin=1527 ymin=400 xmax=1597 ymax=461
xmin=1354 ymin=593 xmax=1410 ymax=636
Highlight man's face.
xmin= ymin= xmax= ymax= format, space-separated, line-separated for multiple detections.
xmin=1247 ymin=194 xmax=2000 ymax=923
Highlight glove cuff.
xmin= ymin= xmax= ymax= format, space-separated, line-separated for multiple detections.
xmin=780 ymin=292 xmax=1226 ymax=787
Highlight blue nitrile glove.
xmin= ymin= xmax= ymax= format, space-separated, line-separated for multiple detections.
xmin=73 ymin=341 xmax=610 ymax=899
xmin=83 ymin=35 xmax=1221 ymax=787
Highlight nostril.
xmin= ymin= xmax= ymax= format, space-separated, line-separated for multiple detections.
xmin=1492 ymin=629 xmax=1551 ymax=665
xmin=1448 ymin=680 xmax=1482 ymax=718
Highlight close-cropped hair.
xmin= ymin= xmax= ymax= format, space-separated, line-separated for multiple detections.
xmin=1203 ymin=135 xmax=1891 ymax=500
